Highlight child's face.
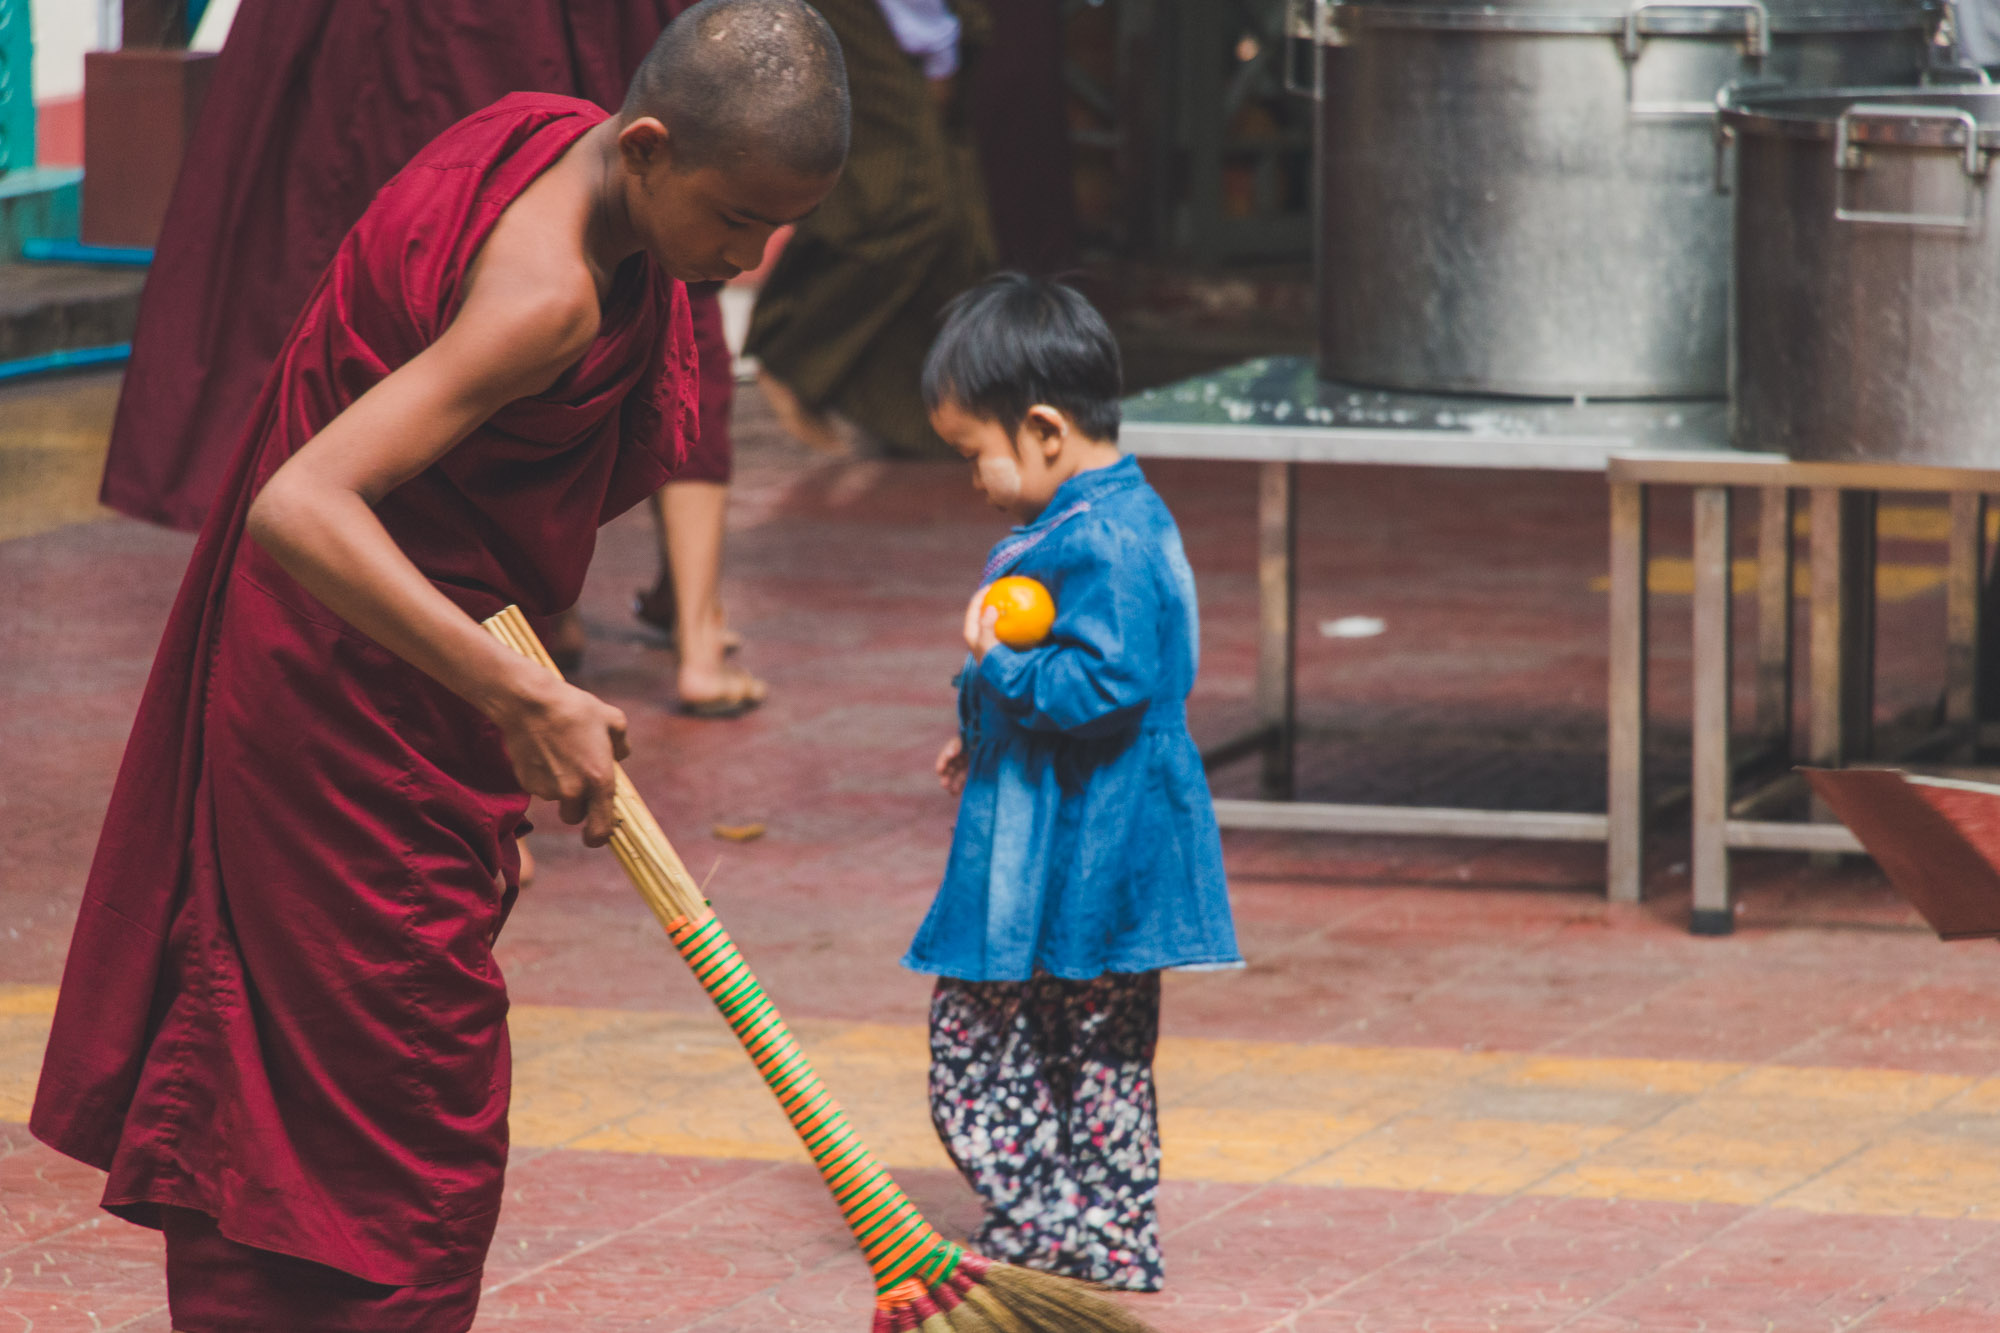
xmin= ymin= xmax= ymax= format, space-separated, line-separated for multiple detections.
xmin=931 ymin=400 xmax=1069 ymax=523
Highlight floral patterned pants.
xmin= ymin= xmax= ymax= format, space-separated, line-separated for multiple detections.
xmin=928 ymin=972 xmax=1163 ymax=1291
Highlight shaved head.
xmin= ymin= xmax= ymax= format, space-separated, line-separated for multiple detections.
xmin=624 ymin=0 xmax=850 ymax=179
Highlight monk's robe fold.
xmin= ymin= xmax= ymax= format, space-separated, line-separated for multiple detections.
xmin=32 ymin=93 xmax=696 ymax=1285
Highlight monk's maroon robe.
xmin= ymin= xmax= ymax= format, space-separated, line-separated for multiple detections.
xmin=97 ymin=0 xmax=700 ymax=530
xmin=32 ymin=93 xmax=696 ymax=1284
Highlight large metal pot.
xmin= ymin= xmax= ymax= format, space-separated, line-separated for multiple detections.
xmin=1725 ymin=86 xmax=2000 ymax=462
xmin=1309 ymin=0 xmax=1936 ymax=398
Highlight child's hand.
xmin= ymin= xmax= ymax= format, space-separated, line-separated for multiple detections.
xmin=935 ymin=735 xmax=969 ymax=796
xmin=963 ymin=586 xmax=1001 ymax=661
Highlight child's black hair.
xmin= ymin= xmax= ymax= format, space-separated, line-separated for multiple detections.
xmin=921 ymin=273 xmax=1122 ymax=443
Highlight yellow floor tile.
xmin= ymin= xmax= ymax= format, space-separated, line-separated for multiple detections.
xmin=1783 ymin=1136 xmax=2000 ymax=1218
xmin=0 ymin=374 xmax=120 ymax=542
xmin=1589 ymin=558 xmax=1945 ymax=602
xmin=1161 ymin=1108 xmax=1379 ymax=1183
xmin=1297 ymin=1117 xmax=1626 ymax=1195
xmin=8 ymin=996 xmax=2000 ymax=1222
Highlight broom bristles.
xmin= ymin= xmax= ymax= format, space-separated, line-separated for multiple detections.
xmin=874 ymin=1257 xmax=1158 ymax=1333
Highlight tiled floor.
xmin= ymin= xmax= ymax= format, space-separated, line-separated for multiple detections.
xmin=4 ymin=372 xmax=1999 ymax=1330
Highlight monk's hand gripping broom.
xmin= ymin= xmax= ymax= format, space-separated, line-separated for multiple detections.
xmin=484 ymin=607 xmax=1156 ymax=1333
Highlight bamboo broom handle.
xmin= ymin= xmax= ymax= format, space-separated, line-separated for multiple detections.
xmin=479 ymin=606 xmax=962 ymax=1300
xmin=482 ymin=606 xmax=707 ymax=928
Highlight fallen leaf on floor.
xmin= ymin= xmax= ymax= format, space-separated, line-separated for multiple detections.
xmin=712 ymin=822 xmax=766 ymax=843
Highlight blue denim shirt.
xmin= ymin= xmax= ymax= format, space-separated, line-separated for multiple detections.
xmin=904 ymin=455 xmax=1242 ymax=982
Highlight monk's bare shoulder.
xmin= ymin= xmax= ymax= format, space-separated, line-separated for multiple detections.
xmin=448 ymin=193 xmax=604 ymax=398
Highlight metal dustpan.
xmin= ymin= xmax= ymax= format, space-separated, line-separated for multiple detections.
xmin=1803 ymin=768 xmax=2000 ymax=941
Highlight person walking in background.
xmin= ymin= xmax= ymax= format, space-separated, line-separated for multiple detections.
xmin=904 ymin=275 xmax=1242 ymax=1290
xmin=98 ymin=0 xmax=682 ymax=533
xmin=633 ymin=282 xmax=768 ymax=716
xmin=747 ymin=0 xmax=997 ymax=458
xmin=96 ymin=0 xmax=760 ymax=708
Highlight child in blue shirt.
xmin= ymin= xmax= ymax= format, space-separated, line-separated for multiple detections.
xmin=903 ymin=274 xmax=1241 ymax=1292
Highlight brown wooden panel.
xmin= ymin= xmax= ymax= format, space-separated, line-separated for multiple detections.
xmin=82 ymin=50 xmax=217 ymax=248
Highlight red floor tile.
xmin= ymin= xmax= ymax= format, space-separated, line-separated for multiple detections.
xmin=10 ymin=384 xmax=2000 ymax=1331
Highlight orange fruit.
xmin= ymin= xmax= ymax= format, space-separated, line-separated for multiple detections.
xmin=983 ymin=576 xmax=1056 ymax=649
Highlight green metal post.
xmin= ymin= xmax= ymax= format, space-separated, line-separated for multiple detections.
xmin=0 ymin=0 xmax=33 ymax=176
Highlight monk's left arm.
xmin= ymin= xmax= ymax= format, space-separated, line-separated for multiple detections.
xmin=246 ymin=261 xmax=631 ymax=845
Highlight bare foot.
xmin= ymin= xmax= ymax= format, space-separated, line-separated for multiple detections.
xmin=674 ymin=595 xmax=765 ymax=717
xmin=677 ymin=661 xmax=767 ymax=718
xmin=758 ymin=369 xmax=852 ymax=456
xmin=517 ymin=839 xmax=537 ymax=889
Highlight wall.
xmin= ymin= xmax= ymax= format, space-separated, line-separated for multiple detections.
xmin=28 ymin=0 xmax=109 ymax=165
xmin=31 ymin=0 xmax=118 ymax=102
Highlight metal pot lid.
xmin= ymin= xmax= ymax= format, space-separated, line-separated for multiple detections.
xmin=1319 ymin=0 xmax=1936 ymax=36
xmin=1721 ymin=85 xmax=2000 ymax=146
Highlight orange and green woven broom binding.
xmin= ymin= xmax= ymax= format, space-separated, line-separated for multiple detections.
xmin=483 ymin=607 xmax=1152 ymax=1332
xmin=668 ymin=914 xmax=969 ymax=1311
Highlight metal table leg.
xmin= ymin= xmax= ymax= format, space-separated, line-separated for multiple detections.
xmin=1690 ymin=485 xmax=1735 ymax=935
xmin=1257 ymin=461 xmax=1298 ymax=800
xmin=1807 ymin=489 xmax=1847 ymax=788
xmin=1808 ymin=490 xmax=1876 ymax=804
xmin=1607 ymin=481 xmax=1649 ymax=903
xmin=1806 ymin=487 xmax=1880 ymax=863
xmin=1843 ymin=491 xmax=1878 ymax=758
xmin=1946 ymin=492 xmax=1985 ymax=739
xmin=1755 ymin=487 xmax=1795 ymax=758
xmin=1807 ymin=488 xmax=1845 ymax=842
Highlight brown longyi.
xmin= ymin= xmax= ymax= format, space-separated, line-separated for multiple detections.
xmin=483 ymin=605 xmax=1155 ymax=1331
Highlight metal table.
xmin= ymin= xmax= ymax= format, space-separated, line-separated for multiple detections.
xmin=1607 ymin=452 xmax=2000 ymax=934
xmin=1122 ymin=355 xmax=1733 ymax=891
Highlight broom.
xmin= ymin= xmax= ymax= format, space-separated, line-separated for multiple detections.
xmin=483 ymin=605 xmax=1156 ymax=1333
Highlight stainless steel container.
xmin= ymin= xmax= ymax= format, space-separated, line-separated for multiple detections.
xmin=1725 ymin=87 xmax=2000 ymax=462
xmin=1308 ymin=0 xmax=1935 ymax=398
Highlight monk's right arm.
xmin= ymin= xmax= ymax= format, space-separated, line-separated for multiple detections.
xmin=247 ymin=256 xmax=630 ymax=845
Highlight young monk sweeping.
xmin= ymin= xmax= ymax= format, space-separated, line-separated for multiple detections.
xmin=907 ymin=275 xmax=1243 ymax=1291
xmin=29 ymin=2 xmax=846 ymax=1328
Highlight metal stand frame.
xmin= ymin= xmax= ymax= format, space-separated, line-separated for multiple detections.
xmin=1608 ymin=453 xmax=2000 ymax=933
xmin=1257 ymin=461 xmax=1298 ymax=799
xmin=1119 ymin=359 xmax=2000 ymax=921
xmin=1124 ymin=358 xmax=1731 ymax=872
xmin=1606 ymin=481 xmax=1651 ymax=901
xmin=1202 ymin=461 xmax=1614 ymax=845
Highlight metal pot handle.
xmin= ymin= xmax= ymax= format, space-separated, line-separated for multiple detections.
xmin=1711 ymin=78 xmax=1786 ymax=193
xmin=1834 ymin=103 xmax=1991 ymax=229
xmin=1921 ymin=63 xmax=1995 ymax=86
xmin=1282 ymin=0 xmax=1328 ymax=101
xmin=1621 ymin=0 xmax=1771 ymax=118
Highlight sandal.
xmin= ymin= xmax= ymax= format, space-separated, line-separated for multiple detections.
xmin=676 ymin=694 xmax=764 ymax=720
